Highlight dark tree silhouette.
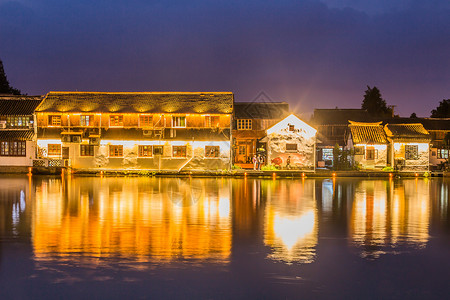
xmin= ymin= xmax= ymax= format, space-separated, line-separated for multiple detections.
xmin=410 ymin=112 xmax=417 ymax=118
xmin=361 ymin=86 xmax=392 ymax=117
xmin=0 ymin=59 xmax=21 ymax=95
xmin=431 ymin=99 xmax=450 ymax=118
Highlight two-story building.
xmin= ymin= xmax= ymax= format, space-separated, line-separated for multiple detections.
xmin=0 ymin=95 xmax=42 ymax=169
xmin=34 ymin=92 xmax=233 ymax=171
xmin=232 ymin=102 xmax=289 ymax=168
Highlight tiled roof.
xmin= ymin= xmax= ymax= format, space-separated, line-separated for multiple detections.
xmin=382 ymin=117 xmax=450 ymax=131
xmin=0 ymin=96 xmax=43 ymax=115
xmin=0 ymin=130 xmax=34 ymax=140
xmin=349 ymin=121 xmax=388 ymax=144
xmin=234 ymin=102 xmax=289 ymax=119
xmin=311 ymin=109 xmax=371 ymax=125
xmin=36 ymin=92 xmax=234 ymax=114
xmin=384 ymin=123 xmax=430 ymax=140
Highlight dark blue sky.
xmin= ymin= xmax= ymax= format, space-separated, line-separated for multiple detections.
xmin=1 ymin=0 xmax=449 ymax=117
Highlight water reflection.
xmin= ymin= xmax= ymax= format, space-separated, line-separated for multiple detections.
xmin=32 ymin=177 xmax=232 ymax=264
xmin=0 ymin=176 xmax=449 ymax=269
xmin=264 ymin=180 xmax=318 ymax=263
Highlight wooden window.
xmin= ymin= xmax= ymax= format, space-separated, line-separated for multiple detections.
xmin=80 ymin=144 xmax=94 ymax=156
xmin=153 ymin=146 xmax=163 ymax=155
xmin=405 ymin=145 xmax=418 ymax=160
xmin=286 ymin=144 xmax=298 ymax=151
xmin=6 ymin=116 xmax=30 ymax=128
xmin=205 ymin=116 xmax=220 ymax=127
xmin=109 ymin=115 xmax=123 ymax=127
xmin=354 ymin=146 xmax=365 ymax=155
xmin=139 ymin=145 xmax=153 ymax=157
xmin=109 ymin=145 xmax=123 ymax=157
xmin=289 ymin=124 xmax=295 ymax=131
xmin=48 ymin=115 xmax=61 ymax=126
xmin=80 ymin=115 xmax=93 ymax=126
xmin=205 ymin=146 xmax=220 ymax=158
xmin=48 ymin=144 xmax=61 ymax=156
xmin=237 ymin=119 xmax=252 ymax=130
xmin=172 ymin=116 xmax=186 ymax=128
xmin=437 ymin=149 xmax=449 ymax=159
xmin=172 ymin=146 xmax=186 ymax=157
xmin=0 ymin=141 xmax=26 ymax=156
xmin=238 ymin=145 xmax=246 ymax=155
xmin=139 ymin=115 xmax=153 ymax=127
xmin=366 ymin=148 xmax=376 ymax=160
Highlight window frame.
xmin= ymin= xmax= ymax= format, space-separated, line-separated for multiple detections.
xmin=48 ymin=144 xmax=61 ymax=156
xmin=80 ymin=144 xmax=95 ymax=156
xmin=172 ymin=116 xmax=186 ymax=128
xmin=205 ymin=146 xmax=220 ymax=158
xmin=139 ymin=145 xmax=153 ymax=157
xmin=80 ymin=115 xmax=94 ymax=127
xmin=172 ymin=145 xmax=187 ymax=158
xmin=0 ymin=141 xmax=26 ymax=156
xmin=139 ymin=115 xmax=153 ymax=128
xmin=285 ymin=143 xmax=298 ymax=152
xmin=109 ymin=145 xmax=123 ymax=157
xmin=437 ymin=149 xmax=449 ymax=159
xmin=405 ymin=144 xmax=419 ymax=160
xmin=109 ymin=115 xmax=124 ymax=127
xmin=237 ymin=119 xmax=252 ymax=130
xmin=48 ymin=115 xmax=62 ymax=127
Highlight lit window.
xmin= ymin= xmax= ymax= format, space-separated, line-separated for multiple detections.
xmin=49 ymin=115 xmax=61 ymax=126
xmin=366 ymin=148 xmax=376 ymax=160
xmin=405 ymin=145 xmax=418 ymax=160
xmin=80 ymin=115 xmax=93 ymax=126
xmin=172 ymin=116 xmax=186 ymax=128
xmin=205 ymin=146 xmax=220 ymax=158
xmin=286 ymin=144 xmax=298 ymax=151
xmin=322 ymin=148 xmax=333 ymax=161
xmin=109 ymin=115 xmax=123 ymax=127
xmin=173 ymin=146 xmax=187 ymax=157
xmin=354 ymin=146 xmax=365 ymax=155
xmin=238 ymin=145 xmax=246 ymax=155
xmin=237 ymin=119 xmax=252 ymax=130
xmin=139 ymin=145 xmax=153 ymax=157
xmin=48 ymin=144 xmax=61 ymax=156
xmin=205 ymin=116 xmax=220 ymax=127
xmin=80 ymin=144 xmax=94 ymax=156
xmin=6 ymin=116 xmax=30 ymax=128
xmin=153 ymin=146 xmax=163 ymax=155
xmin=109 ymin=145 xmax=123 ymax=157
xmin=437 ymin=149 xmax=448 ymax=159
xmin=0 ymin=141 xmax=26 ymax=156
xmin=139 ymin=115 xmax=153 ymax=127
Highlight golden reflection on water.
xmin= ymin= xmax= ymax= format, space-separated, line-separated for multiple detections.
xmin=264 ymin=180 xmax=318 ymax=264
xmin=350 ymin=179 xmax=430 ymax=258
xmin=32 ymin=177 xmax=231 ymax=264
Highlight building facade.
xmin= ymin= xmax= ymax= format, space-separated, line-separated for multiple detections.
xmin=0 ymin=95 xmax=42 ymax=168
xmin=35 ymin=92 xmax=233 ymax=171
xmin=232 ymin=102 xmax=289 ymax=168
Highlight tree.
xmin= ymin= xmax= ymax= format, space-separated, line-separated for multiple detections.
xmin=361 ymin=86 xmax=392 ymax=117
xmin=430 ymin=99 xmax=450 ymax=118
xmin=0 ymin=58 xmax=21 ymax=95
xmin=410 ymin=112 xmax=417 ymax=118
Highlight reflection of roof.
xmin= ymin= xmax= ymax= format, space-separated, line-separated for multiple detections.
xmin=36 ymin=92 xmax=234 ymax=114
xmin=234 ymin=102 xmax=289 ymax=119
xmin=311 ymin=109 xmax=371 ymax=125
xmin=0 ymin=130 xmax=34 ymax=140
xmin=384 ymin=123 xmax=430 ymax=141
xmin=349 ymin=121 xmax=388 ymax=144
xmin=0 ymin=96 xmax=43 ymax=115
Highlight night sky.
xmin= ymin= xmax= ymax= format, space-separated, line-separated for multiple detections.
xmin=1 ymin=0 xmax=449 ymax=117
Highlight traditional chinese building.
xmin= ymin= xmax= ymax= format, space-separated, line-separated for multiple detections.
xmin=34 ymin=91 xmax=233 ymax=171
xmin=347 ymin=121 xmax=388 ymax=169
xmin=310 ymin=108 xmax=371 ymax=168
xmin=384 ymin=123 xmax=431 ymax=171
xmin=264 ymin=114 xmax=317 ymax=170
xmin=232 ymin=102 xmax=289 ymax=168
xmin=0 ymin=95 xmax=42 ymax=169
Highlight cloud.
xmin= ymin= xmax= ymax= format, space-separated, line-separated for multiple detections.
xmin=0 ymin=0 xmax=449 ymax=116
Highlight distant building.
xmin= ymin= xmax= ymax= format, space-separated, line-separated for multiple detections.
xmin=347 ymin=121 xmax=388 ymax=169
xmin=310 ymin=108 xmax=371 ymax=168
xmin=264 ymin=114 xmax=317 ymax=170
xmin=232 ymin=102 xmax=289 ymax=168
xmin=0 ymin=95 xmax=42 ymax=168
xmin=34 ymin=91 xmax=233 ymax=171
xmin=384 ymin=123 xmax=431 ymax=171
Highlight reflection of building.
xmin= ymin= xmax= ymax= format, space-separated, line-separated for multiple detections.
xmin=232 ymin=102 xmax=289 ymax=168
xmin=34 ymin=92 xmax=233 ymax=171
xmin=0 ymin=95 xmax=42 ymax=168
xmin=264 ymin=180 xmax=317 ymax=263
xmin=350 ymin=180 xmax=430 ymax=258
xmin=32 ymin=177 xmax=231 ymax=263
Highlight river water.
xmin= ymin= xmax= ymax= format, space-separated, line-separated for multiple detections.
xmin=0 ymin=175 xmax=449 ymax=299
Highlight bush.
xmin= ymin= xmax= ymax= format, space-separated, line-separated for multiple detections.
xmin=262 ymin=164 xmax=278 ymax=171
xmin=232 ymin=165 xmax=242 ymax=170
xmin=382 ymin=166 xmax=394 ymax=172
